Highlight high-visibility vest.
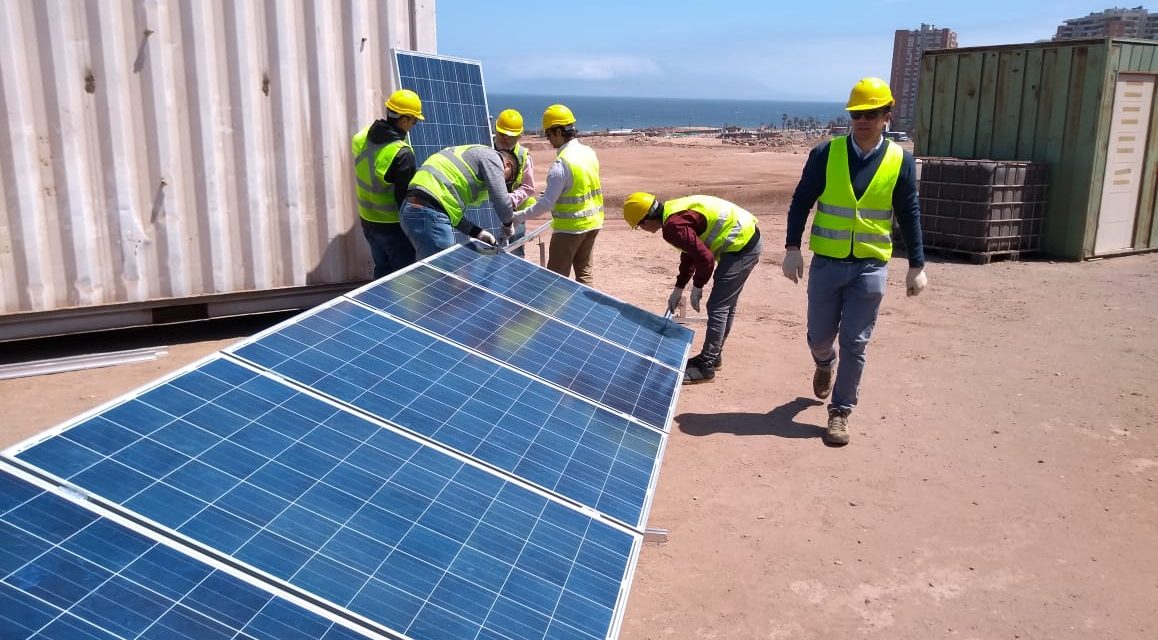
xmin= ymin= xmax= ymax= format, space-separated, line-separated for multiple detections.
xmin=551 ymin=142 xmax=603 ymax=232
xmin=408 ymin=145 xmax=487 ymax=225
xmin=351 ymin=127 xmax=409 ymax=223
xmin=810 ymin=136 xmax=902 ymax=261
xmin=661 ymin=195 xmax=757 ymax=257
xmin=512 ymin=143 xmax=529 ymax=186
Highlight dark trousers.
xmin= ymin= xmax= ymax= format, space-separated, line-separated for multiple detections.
xmin=361 ymin=218 xmax=415 ymax=278
xmin=700 ymin=231 xmax=762 ymax=360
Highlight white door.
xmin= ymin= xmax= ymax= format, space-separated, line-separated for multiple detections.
xmin=1095 ymin=74 xmax=1154 ymax=254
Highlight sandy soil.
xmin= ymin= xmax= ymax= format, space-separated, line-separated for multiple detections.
xmin=2 ymin=137 xmax=1156 ymax=640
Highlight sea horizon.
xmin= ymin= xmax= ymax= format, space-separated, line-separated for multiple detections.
xmin=487 ymin=92 xmax=847 ymax=132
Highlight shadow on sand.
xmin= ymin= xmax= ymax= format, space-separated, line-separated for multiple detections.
xmin=677 ymin=396 xmax=826 ymax=439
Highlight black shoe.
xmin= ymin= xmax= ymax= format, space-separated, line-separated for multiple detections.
xmin=682 ymin=363 xmax=715 ymax=384
xmin=688 ymin=353 xmax=722 ymax=370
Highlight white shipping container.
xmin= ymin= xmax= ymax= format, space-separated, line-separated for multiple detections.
xmin=0 ymin=0 xmax=436 ymax=340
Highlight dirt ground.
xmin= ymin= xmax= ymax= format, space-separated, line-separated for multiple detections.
xmin=2 ymin=138 xmax=1157 ymax=640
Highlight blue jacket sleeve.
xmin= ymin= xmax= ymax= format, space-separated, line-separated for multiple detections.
xmin=893 ymin=151 xmax=925 ymax=268
xmin=785 ymin=142 xmax=829 ymax=247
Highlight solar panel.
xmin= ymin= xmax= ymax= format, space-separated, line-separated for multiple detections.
xmin=395 ymin=50 xmax=507 ymax=238
xmin=427 ymin=245 xmax=694 ymax=369
xmin=9 ymin=356 xmax=640 ymax=640
xmin=3 ymin=243 xmax=690 ymax=640
xmin=0 ymin=464 xmax=371 ymax=640
xmin=230 ymin=299 xmax=663 ymax=529
xmin=350 ymin=265 xmax=682 ymax=430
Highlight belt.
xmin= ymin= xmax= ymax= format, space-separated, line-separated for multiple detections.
xmin=405 ymin=192 xmax=444 ymax=212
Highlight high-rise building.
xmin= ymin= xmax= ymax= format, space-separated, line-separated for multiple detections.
xmin=1054 ymin=6 xmax=1158 ymax=40
xmin=890 ymin=24 xmax=958 ymax=134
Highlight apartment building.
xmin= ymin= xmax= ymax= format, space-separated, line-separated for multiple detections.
xmin=890 ymin=24 xmax=958 ymax=133
xmin=1054 ymin=6 xmax=1158 ymax=40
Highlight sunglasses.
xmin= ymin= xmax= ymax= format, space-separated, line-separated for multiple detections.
xmin=850 ymin=108 xmax=887 ymax=121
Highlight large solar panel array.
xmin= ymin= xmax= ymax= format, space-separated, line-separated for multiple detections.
xmin=395 ymin=50 xmax=508 ymax=238
xmin=3 ymin=243 xmax=693 ymax=640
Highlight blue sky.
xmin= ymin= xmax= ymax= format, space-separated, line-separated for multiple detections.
xmin=435 ymin=1 xmax=1148 ymax=101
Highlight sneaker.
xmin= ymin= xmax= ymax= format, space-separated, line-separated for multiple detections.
xmin=813 ymin=366 xmax=833 ymax=400
xmin=682 ymin=362 xmax=715 ymax=384
xmin=824 ymin=408 xmax=850 ymax=445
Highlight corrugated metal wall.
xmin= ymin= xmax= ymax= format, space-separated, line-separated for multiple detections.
xmin=915 ymin=38 xmax=1158 ymax=259
xmin=0 ymin=0 xmax=435 ymax=338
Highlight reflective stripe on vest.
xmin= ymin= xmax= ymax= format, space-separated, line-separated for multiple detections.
xmin=661 ymin=195 xmax=757 ymax=257
xmin=810 ymin=137 xmax=902 ymax=261
xmin=552 ymin=142 xmax=604 ymax=232
xmin=407 ymin=145 xmax=485 ymax=225
xmin=351 ymin=127 xmax=409 ymax=223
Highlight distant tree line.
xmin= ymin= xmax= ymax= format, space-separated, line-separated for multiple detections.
xmin=776 ymin=114 xmax=851 ymax=130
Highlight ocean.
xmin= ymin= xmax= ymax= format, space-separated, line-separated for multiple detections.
xmin=488 ymin=93 xmax=847 ymax=132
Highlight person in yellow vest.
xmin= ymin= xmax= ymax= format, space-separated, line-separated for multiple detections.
xmin=781 ymin=77 xmax=928 ymax=445
xmin=623 ymin=193 xmax=762 ymax=384
xmin=493 ymin=109 xmax=536 ymax=256
xmin=400 ymin=144 xmax=518 ymax=259
xmin=351 ymin=89 xmax=423 ymax=278
xmin=510 ymin=104 xmax=603 ymax=285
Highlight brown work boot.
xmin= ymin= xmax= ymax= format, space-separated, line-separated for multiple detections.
xmin=813 ymin=366 xmax=833 ymax=399
xmin=824 ymin=408 xmax=850 ymax=445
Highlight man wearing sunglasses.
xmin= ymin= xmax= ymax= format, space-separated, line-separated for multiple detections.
xmin=781 ymin=77 xmax=928 ymax=446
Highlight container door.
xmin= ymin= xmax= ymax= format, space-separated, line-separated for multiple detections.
xmin=1095 ymin=74 xmax=1155 ymax=254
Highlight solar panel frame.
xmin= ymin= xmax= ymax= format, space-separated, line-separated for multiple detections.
xmin=0 ymin=461 xmax=391 ymax=640
xmin=4 ymin=354 xmax=646 ymax=640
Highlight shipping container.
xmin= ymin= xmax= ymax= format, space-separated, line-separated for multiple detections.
xmin=0 ymin=0 xmax=436 ymax=340
xmin=915 ymin=37 xmax=1158 ymax=260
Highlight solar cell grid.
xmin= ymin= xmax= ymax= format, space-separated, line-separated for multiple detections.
xmin=10 ymin=357 xmax=638 ymax=640
xmin=0 ymin=466 xmax=370 ymax=640
xmin=232 ymin=300 xmax=662 ymax=528
xmin=352 ymin=266 xmax=681 ymax=430
xmin=428 ymin=246 xmax=693 ymax=368
xmin=395 ymin=51 xmax=502 ymax=235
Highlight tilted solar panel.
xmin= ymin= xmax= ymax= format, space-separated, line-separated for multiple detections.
xmin=0 ymin=464 xmax=372 ymax=640
xmin=427 ymin=245 xmax=693 ymax=369
xmin=351 ymin=265 xmax=681 ymax=430
xmin=231 ymin=299 xmax=663 ymax=529
xmin=395 ymin=51 xmax=507 ymax=238
xmin=9 ymin=357 xmax=640 ymax=640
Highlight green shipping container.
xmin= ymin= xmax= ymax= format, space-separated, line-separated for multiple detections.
xmin=915 ymin=37 xmax=1158 ymax=259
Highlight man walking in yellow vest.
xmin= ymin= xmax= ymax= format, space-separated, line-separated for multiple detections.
xmin=623 ymin=193 xmax=763 ymax=384
xmin=351 ymin=89 xmax=423 ymax=277
xmin=511 ymin=104 xmax=603 ymax=285
xmin=782 ymin=77 xmax=928 ymax=446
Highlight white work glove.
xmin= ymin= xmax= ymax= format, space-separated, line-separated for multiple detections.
xmin=500 ymin=222 xmax=515 ymax=241
xmin=782 ymin=249 xmax=804 ymax=283
xmin=476 ymin=229 xmax=497 ymax=245
xmin=666 ymin=287 xmax=685 ymax=314
xmin=510 ymin=211 xmax=526 ymax=225
xmin=690 ymin=286 xmax=703 ymax=312
xmin=906 ymin=267 xmax=927 ymax=297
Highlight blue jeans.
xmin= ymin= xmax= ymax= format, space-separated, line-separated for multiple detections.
xmin=360 ymin=218 xmax=415 ymax=278
xmin=700 ymin=232 xmax=762 ymax=360
xmin=400 ymin=201 xmax=458 ymax=260
xmin=806 ymin=256 xmax=887 ymax=414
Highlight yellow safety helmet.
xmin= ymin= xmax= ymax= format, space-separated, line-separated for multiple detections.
xmin=495 ymin=109 xmax=524 ymax=136
xmin=385 ymin=89 xmax=425 ymax=120
xmin=542 ymin=104 xmax=576 ymax=130
xmin=846 ymin=77 xmax=894 ymax=111
xmin=623 ymin=192 xmax=658 ymax=229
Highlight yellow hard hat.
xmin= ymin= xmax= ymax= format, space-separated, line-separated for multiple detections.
xmin=385 ymin=89 xmax=424 ymax=120
xmin=542 ymin=104 xmax=576 ymax=130
xmin=623 ymin=192 xmax=658 ymax=229
xmin=495 ymin=109 xmax=524 ymax=136
xmin=846 ymin=77 xmax=894 ymax=111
